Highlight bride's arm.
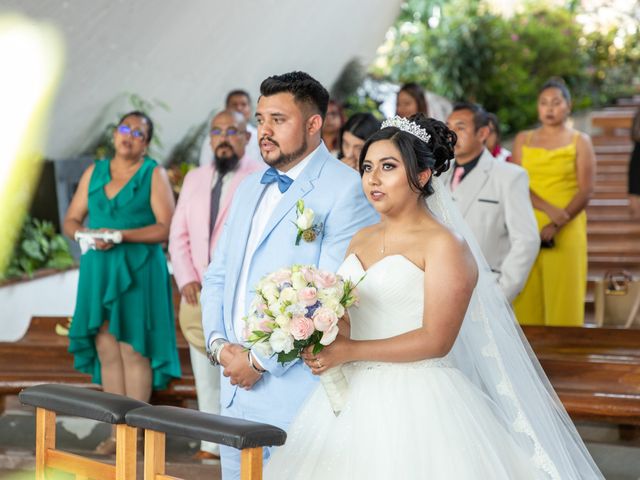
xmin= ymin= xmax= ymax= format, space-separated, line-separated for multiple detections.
xmin=307 ymin=232 xmax=477 ymax=369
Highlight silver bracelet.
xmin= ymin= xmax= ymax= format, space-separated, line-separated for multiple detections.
xmin=206 ymin=338 xmax=228 ymax=366
xmin=247 ymin=350 xmax=266 ymax=374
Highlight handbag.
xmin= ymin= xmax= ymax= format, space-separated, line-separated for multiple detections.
xmin=593 ymin=270 xmax=640 ymax=328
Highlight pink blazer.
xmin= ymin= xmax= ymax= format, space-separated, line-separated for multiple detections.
xmin=169 ymin=155 xmax=260 ymax=291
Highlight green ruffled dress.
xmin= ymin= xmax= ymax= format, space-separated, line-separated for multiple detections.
xmin=68 ymin=157 xmax=181 ymax=390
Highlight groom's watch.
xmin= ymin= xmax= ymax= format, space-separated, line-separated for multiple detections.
xmin=207 ymin=338 xmax=229 ymax=366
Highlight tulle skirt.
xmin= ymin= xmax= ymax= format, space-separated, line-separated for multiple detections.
xmin=265 ymin=358 xmax=540 ymax=479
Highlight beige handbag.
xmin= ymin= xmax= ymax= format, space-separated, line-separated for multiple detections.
xmin=593 ymin=271 xmax=640 ymax=328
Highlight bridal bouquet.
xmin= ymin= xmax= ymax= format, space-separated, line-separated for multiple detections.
xmin=244 ymin=264 xmax=361 ymax=415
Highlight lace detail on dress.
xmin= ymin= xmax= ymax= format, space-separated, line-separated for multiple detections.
xmin=429 ymin=177 xmax=561 ymax=480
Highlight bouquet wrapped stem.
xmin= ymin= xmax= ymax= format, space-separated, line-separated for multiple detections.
xmin=320 ymin=366 xmax=349 ymax=416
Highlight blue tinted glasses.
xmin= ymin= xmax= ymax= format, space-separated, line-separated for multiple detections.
xmin=210 ymin=127 xmax=243 ymax=137
xmin=117 ymin=124 xmax=146 ymax=140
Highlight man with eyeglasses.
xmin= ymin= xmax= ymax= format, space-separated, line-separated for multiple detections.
xmin=168 ymin=109 xmax=260 ymax=461
xmin=199 ymin=90 xmax=263 ymax=167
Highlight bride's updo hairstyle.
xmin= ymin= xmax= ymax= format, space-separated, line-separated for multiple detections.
xmin=358 ymin=113 xmax=456 ymax=198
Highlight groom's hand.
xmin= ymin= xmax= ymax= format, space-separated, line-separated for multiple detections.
xmin=221 ymin=344 xmax=262 ymax=390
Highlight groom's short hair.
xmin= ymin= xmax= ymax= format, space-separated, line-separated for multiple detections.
xmin=260 ymin=71 xmax=329 ymax=119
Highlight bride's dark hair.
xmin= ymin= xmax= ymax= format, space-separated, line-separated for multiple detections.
xmin=358 ymin=113 xmax=456 ymax=198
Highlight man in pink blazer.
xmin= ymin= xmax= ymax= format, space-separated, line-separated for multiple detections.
xmin=169 ymin=109 xmax=260 ymax=459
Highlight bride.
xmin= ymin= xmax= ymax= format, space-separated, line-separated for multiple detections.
xmin=264 ymin=115 xmax=603 ymax=479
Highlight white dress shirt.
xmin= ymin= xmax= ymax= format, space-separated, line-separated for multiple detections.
xmin=209 ymin=145 xmax=320 ymax=351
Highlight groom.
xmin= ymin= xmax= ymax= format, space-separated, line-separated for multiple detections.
xmin=201 ymin=71 xmax=378 ymax=479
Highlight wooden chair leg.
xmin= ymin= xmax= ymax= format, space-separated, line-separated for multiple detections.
xmin=35 ymin=407 xmax=56 ymax=480
xmin=144 ymin=429 xmax=166 ymax=480
xmin=240 ymin=447 xmax=263 ymax=480
xmin=116 ymin=423 xmax=138 ymax=480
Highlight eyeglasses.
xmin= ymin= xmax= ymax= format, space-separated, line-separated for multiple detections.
xmin=210 ymin=127 xmax=244 ymax=137
xmin=117 ymin=124 xmax=146 ymax=140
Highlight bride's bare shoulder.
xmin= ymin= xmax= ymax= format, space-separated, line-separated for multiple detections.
xmin=424 ymin=223 xmax=478 ymax=282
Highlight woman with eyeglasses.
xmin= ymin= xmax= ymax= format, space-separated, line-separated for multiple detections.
xmin=63 ymin=111 xmax=181 ymax=454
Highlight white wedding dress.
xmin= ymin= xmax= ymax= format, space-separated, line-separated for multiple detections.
xmin=264 ymin=253 xmax=540 ymax=479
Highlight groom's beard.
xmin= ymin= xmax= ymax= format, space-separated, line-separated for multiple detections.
xmin=214 ymin=143 xmax=240 ymax=176
xmin=261 ymin=133 xmax=308 ymax=170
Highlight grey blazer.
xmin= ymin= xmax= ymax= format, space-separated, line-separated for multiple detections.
xmin=441 ymin=149 xmax=539 ymax=301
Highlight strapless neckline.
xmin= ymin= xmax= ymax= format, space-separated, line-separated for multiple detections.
xmin=346 ymin=253 xmax=424 ymax=276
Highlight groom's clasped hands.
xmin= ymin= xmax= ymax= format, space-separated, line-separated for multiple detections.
xmin=220 ymin=343 xmax=262 ymax=390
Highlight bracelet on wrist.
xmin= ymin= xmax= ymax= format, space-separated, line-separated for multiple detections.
xmin=247 ymin=351 xmax=266 ymax=374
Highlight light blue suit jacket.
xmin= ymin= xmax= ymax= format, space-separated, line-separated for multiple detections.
xmin=201 ymin=143 xmax=378 ymax=426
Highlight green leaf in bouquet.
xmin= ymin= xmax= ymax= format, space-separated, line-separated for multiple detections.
xmin=312 ymin=343 xmax=325 ymax=355
xmin=277 ymin=349 xmax=300 ymax=365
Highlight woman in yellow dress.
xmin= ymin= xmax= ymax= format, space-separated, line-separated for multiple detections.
xmin=512 ymin=78 xmax=595 ymax=326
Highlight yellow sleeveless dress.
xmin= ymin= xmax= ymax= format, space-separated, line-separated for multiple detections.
xmin=513 ymin=132 xmax=587 ymax=326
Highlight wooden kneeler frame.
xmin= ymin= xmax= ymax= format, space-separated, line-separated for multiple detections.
xmin=141 ymin=429 xmax=263 ymax=480
xmin=126 ymin=405 xmax=286 ymax=480
xmin=20 ymin=384 xmax=148 ymax=480
xmin=34 ymin=407 xmax=137 ymax=479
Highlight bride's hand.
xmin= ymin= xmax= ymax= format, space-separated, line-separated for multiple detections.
xmin=302 ymin=335 xmax=351 ymax=375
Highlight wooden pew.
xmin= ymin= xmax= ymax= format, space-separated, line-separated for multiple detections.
xmin=0 ymin=316 xmax=196 ymax=414
xmin=522 ymin=325 xmax=640 ymax=428
xmin=591 ymin=110 xmax=633 ymax=137
xmin=5 ymin=318 xmax=640 ymax=434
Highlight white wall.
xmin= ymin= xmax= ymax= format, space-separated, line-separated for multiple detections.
xmin=0 ymin=269 xmax=78 ymax=341
xmin=1 ymin=1 xmax=403 ymax=162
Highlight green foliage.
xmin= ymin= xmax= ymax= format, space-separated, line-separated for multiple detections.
xmin=1 ymin=216 xmax=75 ymax=281
xmin=373 ymin=0 xmax=640 ymax=134
xmin=166 ymin=119 xmax=209 ymax=168
xmin=90 ymin=93 xmax=170 ymax=161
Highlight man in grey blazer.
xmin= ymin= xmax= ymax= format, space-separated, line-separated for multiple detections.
xmin=443 ymin=102 xmax=539 ymax=302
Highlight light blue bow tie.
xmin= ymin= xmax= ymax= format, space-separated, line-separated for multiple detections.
xmin=260 ymin=167 xmax=293 ymax=193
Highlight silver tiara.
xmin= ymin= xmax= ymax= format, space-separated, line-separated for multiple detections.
xmin=381 ymin=116 xmax=431 ymax=144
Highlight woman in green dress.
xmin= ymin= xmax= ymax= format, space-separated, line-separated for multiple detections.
xmin=63 ymin=111 xmax=181 ymax=451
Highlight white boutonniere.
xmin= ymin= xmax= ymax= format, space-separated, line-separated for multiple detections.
xmin=293 ymin=199 xmax=323 ymax=245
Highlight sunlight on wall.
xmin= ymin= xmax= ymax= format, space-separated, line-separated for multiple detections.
xmin=0 ymin=15 xmax=64 ymax=273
